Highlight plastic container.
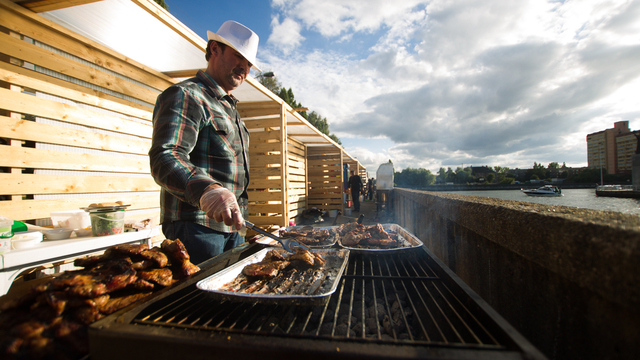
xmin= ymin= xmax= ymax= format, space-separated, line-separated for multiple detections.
xmin=376 ymin=161 xmax=395 ymax=190
xmin=0 ymin=218 xmax=13 ymax=239
xmin=74 ymin=228 xmax=93 ymax=237
xmin=43 ymin=228 xmax=73 ymax=240
xmin=89 ymin=210 xmax=125 ymax=236
xmin=11 ymin=231 xmax=43 ymax=249
xmin=51 ymin=210 xmax=91 ymax=230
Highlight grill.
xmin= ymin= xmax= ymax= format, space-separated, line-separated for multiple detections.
xmin=89 ymin=244 xmax=546 ymax=360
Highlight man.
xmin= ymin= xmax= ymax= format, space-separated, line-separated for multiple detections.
xmin=149 ymin=21 xmax=260 ymax=264
xmin=348 ymin=171 xmax=363 ymax=212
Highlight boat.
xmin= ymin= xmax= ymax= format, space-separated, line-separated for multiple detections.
xmin=521 ymin=185 xmax=563 ymax=197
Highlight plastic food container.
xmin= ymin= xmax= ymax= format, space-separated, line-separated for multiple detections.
xmin=51 ymin=210 xmax=91 ymax=230
xmin=0 ymin=218 xmax=13 ymax=239
xmin=43 ymin=228 xmax=73 ymax=240
xmin=74 ymin=228 xmax=93 ymax=237
xmin=89 ymin=210 xmax=125 ymax=236
xmin=11 ymin=231 xmax=43 ymax=249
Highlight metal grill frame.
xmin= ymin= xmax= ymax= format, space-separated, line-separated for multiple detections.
xmin=89 ymin=243 xmax=547 ymax=360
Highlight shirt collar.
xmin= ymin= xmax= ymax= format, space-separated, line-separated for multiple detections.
xmin=196 ymin=70 xmax=239 ymax=105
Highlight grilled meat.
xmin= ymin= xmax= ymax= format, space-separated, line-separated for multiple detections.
xmin=137 ymin=268 xmax=173 ymax=287
xmin=242 ymin=260 xmax=290 ymax=277
xmin=161 ymin=238 xmax=200 ymax=277
xmin=0 ymin=238 xmax=197 ymax=360
xmin=339 ymin=222 xmax=403 ymax=249
xmin=289 ymin=248 xmax=316 ymax=266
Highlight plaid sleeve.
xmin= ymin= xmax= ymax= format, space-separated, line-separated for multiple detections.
xmin=149 ymin=85 xmax=217 ymax=208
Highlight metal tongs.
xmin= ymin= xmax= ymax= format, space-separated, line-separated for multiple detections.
xmin=243 ymin=220 xmax=310 ymax=253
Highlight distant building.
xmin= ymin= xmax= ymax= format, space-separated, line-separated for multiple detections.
xmin=586 ymin=121 xmax=637 ymax=175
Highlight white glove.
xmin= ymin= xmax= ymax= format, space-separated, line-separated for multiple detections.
xmin=199 ymin=186 xmax=244 ymax=230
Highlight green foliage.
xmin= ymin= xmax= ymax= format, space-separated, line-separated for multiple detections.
xmin=499 ymin=177 xmax=515 ymax=184
xmin=256 ymin=71 xmax=282 ymax=94
xmin=486 ymin=173 xmax=495 ymax=183
xmin=153 ymin=0 xmax=168 ymax=10
xmin=394 ymin=168 xmax=436 ymax=188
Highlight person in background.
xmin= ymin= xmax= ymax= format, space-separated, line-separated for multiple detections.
xmin=149 ymin=21 xmax=260 ymax=264
xmin=368 ymin=177 xmax=374 ymax=201
xmin=348 ymin=171 xmax=363 ymax=212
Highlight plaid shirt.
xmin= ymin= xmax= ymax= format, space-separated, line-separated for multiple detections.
xmin=149 ymin=70 xmax=249 ymax=233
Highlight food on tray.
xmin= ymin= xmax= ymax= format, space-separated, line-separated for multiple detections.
xmin=87 ymin=201 xmax=124 ymax=208
xmin=338 ymin=223 xmax=406 ymax=249
xmin=220 ymin=249 xmax=327 ymax=295
xmin=278 ymin=226 xmax=336 ymax=246
xmin=0 ymin=239 xmax=199 ymax=359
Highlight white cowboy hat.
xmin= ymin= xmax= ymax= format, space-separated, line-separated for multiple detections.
xmin=207 ymin=20 xmax=261 ymax=71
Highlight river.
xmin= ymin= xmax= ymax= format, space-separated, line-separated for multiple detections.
xmin=443 ymin=188 xmax=640 ymax=215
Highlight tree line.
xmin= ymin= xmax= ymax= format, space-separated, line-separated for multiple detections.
xmin=393 ymin=162 xmax=631 ymax=188
xmin=256 ymin=72 xmax=341 ymax=145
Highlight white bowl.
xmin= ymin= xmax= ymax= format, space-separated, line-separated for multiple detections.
xmin=43 ymin=228 xmax=73 ymax=240
xmin=12 ymin=231 xmax=43 ymax=249
xmin=74 ymin=228 xmax=93 ymax=237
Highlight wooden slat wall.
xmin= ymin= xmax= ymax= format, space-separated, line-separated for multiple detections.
xmin=0 ymin=1 xmax=173 ymax=228
xmin=241 ymin=102 xmax=286 ymax=227
xmin=307 ymin=146 xmax=343 ymax=212
xmin=287 ymin=138 xmax=306 ymax=225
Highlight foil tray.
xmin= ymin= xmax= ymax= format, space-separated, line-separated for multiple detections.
xmin=255 ymin=225 xmax=338 ymax=248
xmin=337 ymin=223 xmax=424 ymax=253
xmin=196 ymin=248 xmax=349 ymax=306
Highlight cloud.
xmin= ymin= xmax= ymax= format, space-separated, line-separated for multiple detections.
xmin=267 ymin=16 xmax=304 ymax=54
xmin=262 ymin=0 xmax=640 ymax=173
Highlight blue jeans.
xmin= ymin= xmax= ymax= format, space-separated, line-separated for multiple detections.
xmin=162 ymin=221 xmax=244 ymax=265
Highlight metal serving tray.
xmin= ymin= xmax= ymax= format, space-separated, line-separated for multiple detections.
xmin=196 ymin=248 xmax=349 ymax=306
xmin=254 ymin=225 xmax=338 ymax=248
xmin=337 ymin=223 xmax=424 ymax=253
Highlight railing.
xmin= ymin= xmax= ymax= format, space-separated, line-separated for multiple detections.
xmin=392 ymin=188 xmax=640 ymax=360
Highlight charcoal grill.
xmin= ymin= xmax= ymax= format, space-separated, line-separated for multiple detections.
xmin=89 ymin=243 xmax=546 ymax=360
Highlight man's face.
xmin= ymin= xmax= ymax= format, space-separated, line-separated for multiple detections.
xmin=208 ymin=42 xmax=251 ymax=93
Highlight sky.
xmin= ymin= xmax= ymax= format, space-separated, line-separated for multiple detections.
xmin=164 ymin=0 xmax=640 ymax=177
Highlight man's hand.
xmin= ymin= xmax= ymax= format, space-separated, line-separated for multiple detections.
xmin=200 ymin=185 xmax=244 ymax=230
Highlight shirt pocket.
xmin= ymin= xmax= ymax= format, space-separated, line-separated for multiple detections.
xmin=207 ymin=115 xmax=236 ymax=158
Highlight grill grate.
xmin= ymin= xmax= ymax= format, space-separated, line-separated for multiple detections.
xmin=132 ymin=250 xmax=508 ymax=351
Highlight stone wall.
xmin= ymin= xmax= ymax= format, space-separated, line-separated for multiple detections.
xmin=393 ymin=188 xmax=640 ymax=360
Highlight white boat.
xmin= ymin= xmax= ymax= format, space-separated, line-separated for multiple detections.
xmin=521 ymin=185 xmax=563 ymax=197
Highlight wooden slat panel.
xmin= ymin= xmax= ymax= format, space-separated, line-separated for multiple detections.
xmin=248 ymin=179 xmax=282 ymax=189
xmin=243 ymin=118 xmax=281 ymax=129
xmin=248 ymin=141 xmax=280 ymax=151
xmin=249 ymin=191 xmax=282 ymax=202
xmin=14 ymin=0 xmax=104 ymax=14
xmin=0 ymin=173 xmax=159 ymax=195
xmin=0 ymin=32 xmax=160 ymax=104
xmin=249 ymin=167 xmax=282 ymax=178
xmin=250 ymin=204 xmax=283 ymax=213
xmin=249 ymin=130 xmax=281 ymax=142
xmin=0 ymin=146 xmax=151 ymax=173
xmin=0 ymin=116 xmax=151 ymax=155
xmin=0 ymin=1 xmax=174 ymax=91
xmin=0 ymin=62 xmax=152 ymax=120
xmin=250 ymin=154 xmax=282 ymax=167
xmin=248 ymin=216 xmax=283 ymax=227
xmin=0 ymin=88 xmax=152 ymax=138
xmin=239 ymin=107 xmax=281 ymax=118
xmin=0 ymin=194 xmax=160 ymax=221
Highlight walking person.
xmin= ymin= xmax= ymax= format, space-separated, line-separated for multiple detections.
xmin=149 ymin=21 xmax=260 ymax=264
xmin=348 ymin=171 xmax=363 ymax=212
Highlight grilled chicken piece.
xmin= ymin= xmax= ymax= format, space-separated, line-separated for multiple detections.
xmin=140 ymin=248 xmax=169 ymax=268
xmin=242 ymin=260 xmax=290 ymax=277
xmin=100 ymin=292 xmax=152 ymax=315
xmin=161 ymin=238 xmax=190 ymax=261
xmin=289 ymin=248 xmax=316 ymax=266
xmin=137 ymin=268 xmax=173 ymax=287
